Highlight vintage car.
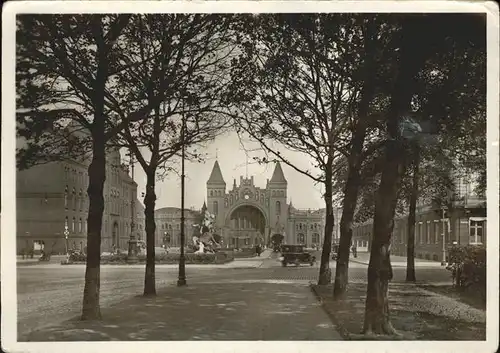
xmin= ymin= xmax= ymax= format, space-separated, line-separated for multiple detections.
xmin=279 ymin=244 xmax=316 ymax=267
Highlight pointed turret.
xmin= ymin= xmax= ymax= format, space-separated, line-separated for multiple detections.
xmin=201 ymin=201 xmax=207 ymax=213
xmin=207 ymin=160 xmax=226 ymax=185
xmin=269 ymin=162 xmax=287 ymax=184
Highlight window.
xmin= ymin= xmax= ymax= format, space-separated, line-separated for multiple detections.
xmin=469 ymin=220 xmax=484 ymax=244
xmin=297 ymin=233 xmax=305 ymax=244
xmin=213 ymin=201 xmax=219 ymax=216
xmin=176 ymin=224 xmax=180 ymax=230
xmin=312 ymin=233 xmax=320 ymax=244
xmin=64 ymin=186 xmax=68 ymax=208
xmin=72 ymin=188 xmax=76 ymax=210
xmin=72 ymin=217 xmax=75 ymax=232
xmin=210 ymin=190 xmax=213 ymax=197
xmin=79 ymin=189 xmax=83 ymax=211
xmin=79 ymin=218 xmax=82 ymax=233
xmin=275 ymin=201 xmax=281 ymax=215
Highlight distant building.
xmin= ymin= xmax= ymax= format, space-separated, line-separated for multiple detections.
xmin=154 ymin=207 xmax=199 ymax=247
xmin=16 ymin=147 xmax=140 ymax=254
xmin=202 ymin=160 xmax=341 ymax=248
xmin=351 ymin=171 xmax=486 ymax=260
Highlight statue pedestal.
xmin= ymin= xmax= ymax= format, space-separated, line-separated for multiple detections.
xmin=127 ymin=235 xmax=138 ymax=264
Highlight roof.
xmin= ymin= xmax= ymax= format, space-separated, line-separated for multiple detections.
xmin=207 ymin=160 xmax=225 ymax=184
xmin=269 ymin=162 xmax=287 ymax=183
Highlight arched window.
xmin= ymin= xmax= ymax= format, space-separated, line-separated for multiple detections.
xmin=72 ymin=217 xmax=75 ymax=232
xmin=210 ymin=190 xmax=213 ymax=197
xmin=297 ymin=233 xmax=305 ymax=244
xmin=169 ymin=224 xmax=172 ymax=230
xmin=79 ymin=189 xmax=83 ymax=211
xmin=85 ymin=218 xmax=88 ymax=233
xmin=79 ymin=218 xmax=82 ymax=232
xmin=72 ymin=188 xmax=76 ymax=210
xmin=230 ymin=194 xmax=234 ymax=205
xmin=64 ymin=186 xmax=68 ymax=208
xmin=276 ymin=201 xmax=281 ymax=215
xmin=213 ymin=201 xmax=219 ymax=216
xmin=272 ymin=191 xmax=275 ymax=197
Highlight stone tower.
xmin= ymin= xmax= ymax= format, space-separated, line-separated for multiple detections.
xmin=206 ymin=160 xmax=226 ymax=230
xmin=267 ymin=162 xmax=288 ymax=238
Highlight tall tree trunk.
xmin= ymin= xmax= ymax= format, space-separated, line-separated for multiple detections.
xmin=363 ymin=140 xmax=401 ymax=335
xmin=406 ymin=144 xmax=419 ymax=282
xmin=333 ymin=19 xmax=377 ymax=299
xmin=363 ymin=17 xmax=432 ymax=335
xmin=318 ymin=165 xmax=334 ymax=285
xmin=81 ymin=22 xmax=108 ymax=320
xmin=143 ymin=168 xmax=157 ymax=296
xmin=81 ymin=131 xmax=106 ymax=320
xmin=333 ymin=133 xmax=363 ymax=299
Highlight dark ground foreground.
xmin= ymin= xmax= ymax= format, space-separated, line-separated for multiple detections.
xmin=20 ymin=281 xmax=342 ymax=341
xmin=311 ymin=281 xmax=486 ymax=341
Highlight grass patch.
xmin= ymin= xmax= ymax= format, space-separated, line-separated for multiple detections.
xmin=417 ymin=284 xmax=486 ymax=311
xmin=311 ymin=282 xmax=485 ymax=341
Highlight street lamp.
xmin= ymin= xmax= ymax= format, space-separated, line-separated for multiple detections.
xmin=64 ymin=220 xmax=69 ymax=258
xmin=127 ymin=150 xmax=138 ymax=264
xmin=441 ymin=206 xmax=447 ymax=266
xmin=178 ymin=107 xmax=187 ymax=287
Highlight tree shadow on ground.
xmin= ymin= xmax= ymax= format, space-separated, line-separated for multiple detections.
xmin=312 ymin=282 xmax=486 ymax=341
xmin=21 ymin=282 xmax=340 ymax=341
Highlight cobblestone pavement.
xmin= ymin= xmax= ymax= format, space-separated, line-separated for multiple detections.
xmin=16 ymin=255 xmax=453 ymax=338
xmin=21 ymin=281 xmax=341 ymax=341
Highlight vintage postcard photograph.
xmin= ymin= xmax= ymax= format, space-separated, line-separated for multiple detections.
xmin=1 ymin=1 xmax=499 ymax=353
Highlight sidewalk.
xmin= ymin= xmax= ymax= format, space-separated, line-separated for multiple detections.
xmin=21 ymin=280 xmax=342 ymax=341
xmin=311 ymin=281 xmax=485 ymax=340
xmin=350 ymin=252 xmax=444 ymax=268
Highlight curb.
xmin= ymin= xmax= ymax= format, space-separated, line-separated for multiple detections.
xmin=309 ymin=283 xmax=351 ymax=340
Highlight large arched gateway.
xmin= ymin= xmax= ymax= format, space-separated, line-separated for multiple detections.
xmin=225 ymin=204 xmax=267 ymax=248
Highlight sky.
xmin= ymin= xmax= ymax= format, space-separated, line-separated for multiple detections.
xmin=132 ymin=131 xmax=326 ymax=210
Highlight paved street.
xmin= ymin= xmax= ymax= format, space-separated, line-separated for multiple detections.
xmin=16 ymin=252 xmax=453 ymax=339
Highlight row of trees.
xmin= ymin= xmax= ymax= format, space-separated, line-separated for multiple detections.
xmin=17 ymin=14 xmax=248 ymax=319
xmin=17 ymin=13 xmax=485 ymax=334
xmin=228 ymin=13 xmax=485 ymax=334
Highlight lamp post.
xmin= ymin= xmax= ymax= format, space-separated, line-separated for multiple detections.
xmin=441 ymin=206 xmax=447 ymax=266
xmin=127 ymin=150 xmax=138 ymax=264
xmin=64 ymin=221 xmax=69 ymax=259
xmin=177 ymin=108 xmax=187 ymax=287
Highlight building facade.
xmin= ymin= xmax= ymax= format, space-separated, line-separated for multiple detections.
xmin=154 ymin=207 xmax=199 ymax=247
xmin=16 ymin=148 xmax=140 ymax=254
xmin=351 ymin=174 xmax=487 ymax=261
xmin=200 ymin=161 xmax=341 ymax=248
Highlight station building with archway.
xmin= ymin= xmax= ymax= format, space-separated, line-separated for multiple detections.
xmin=204 ymin=161 xmax=341 ymax=248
